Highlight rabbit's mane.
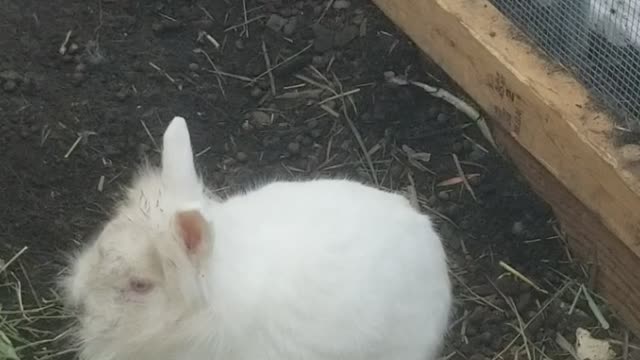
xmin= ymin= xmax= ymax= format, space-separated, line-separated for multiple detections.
xmin=110 ymin=164 xmax=211 ymax=231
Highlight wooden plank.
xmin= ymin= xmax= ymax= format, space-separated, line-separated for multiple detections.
xmin=370 ymin=0 xmax=640 ymax=332
xmin=491 ymin=122 xmax=640 ymax=334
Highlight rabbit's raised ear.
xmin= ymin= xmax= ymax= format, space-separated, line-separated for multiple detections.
xmin=174 ymin=207 xmax=211 ymax=262
xmin=161 ymin=116 xmax=200 ymax=200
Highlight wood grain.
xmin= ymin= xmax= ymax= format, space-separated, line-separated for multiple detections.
xmin=371 ymin=0 xmax=640 ymax=334
xmin=493 ymin=122 xmax=640 ymax=334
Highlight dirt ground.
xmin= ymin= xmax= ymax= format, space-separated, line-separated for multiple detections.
xmin=0 ymin=0 xmax=635 ymax=359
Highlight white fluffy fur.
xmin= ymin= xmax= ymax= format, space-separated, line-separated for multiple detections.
xmin=61 ymin=116 xmax=453 ymax=360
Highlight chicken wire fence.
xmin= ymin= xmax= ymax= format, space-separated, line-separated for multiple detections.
xmin=489 ymin=0 xmax=640 ymax=130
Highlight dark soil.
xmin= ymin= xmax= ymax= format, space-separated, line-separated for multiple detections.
xmin=0 ymin=0 xmax=634 ymax=359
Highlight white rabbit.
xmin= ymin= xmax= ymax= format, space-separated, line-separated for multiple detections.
xmin=60 ymin=116 xmax=452 ymax=360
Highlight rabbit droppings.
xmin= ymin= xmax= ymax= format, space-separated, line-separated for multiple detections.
xmin=60 ymin=116 xmax=452 ymax=360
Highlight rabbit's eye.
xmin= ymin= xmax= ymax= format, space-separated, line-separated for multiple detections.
xmin=128 ymin=278 xmax=153 ymax=294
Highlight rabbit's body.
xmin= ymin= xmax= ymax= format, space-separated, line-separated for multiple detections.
xmin=61 ymin=117 xmax=452 ymax=360
xmin=202 ymin=179 xmax=450 ymax=359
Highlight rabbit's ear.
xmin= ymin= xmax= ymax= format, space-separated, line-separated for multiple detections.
xmin=161 ymin=116 xmax=200 ymax=200
xmin=174 ymin=208 xmax=211 ymax=260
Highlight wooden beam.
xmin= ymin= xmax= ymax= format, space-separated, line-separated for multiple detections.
xmin=491 ymin=121 xmax=640 ymax=334
xmin=371 ymin=0 xmax=640 ymax=332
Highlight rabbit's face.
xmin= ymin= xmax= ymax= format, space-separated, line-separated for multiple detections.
xmin=62 ymin=190 xmax=211 ymax=356
xmin=60 ymin=117 xmax=212 ymax=358
xmin=64 ymin=218 xmax=167 ymax=337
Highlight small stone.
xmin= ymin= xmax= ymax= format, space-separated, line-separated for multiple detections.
xmin=241 ymin=120 xmax=254 ymax=131
xmin=476 ymin=331 xmax=492 ymax=345
xmin=307 ymin=118 xmax=319 ymax=129
xmin=334 ymin=25 xmax=359 ymax=47
xmin=152 ymin=20 xmax=183 ymax=34
xmin=287 ymin=142 xmax=301 ymax=154
xmin=427 ymin=106 xmax=440 ymax=119
xmin=463 ymin=139 xmax=473 ymax=151
xmin=250 ymin=111 xmax=272 ymax=128
xmin=302 ymin=136 xmax=313 ymax=146
xmin=188 ymin=63 xmax=199 ymax=71
xmin=496 ymin=277 xmax=521 ymax=296
xmin=236 ymin=152 xmax=248 ymax=162
xmin=323 ymin=100 xmax=336 ymax=109
xmin=72 ymin=72 xmax=85 ymax=85
xmin=312 ymin=143 xmax=324 ymax=153
xmin=467 ymin=306 xmax=487 ymax=324
xmin=268 ymin=136 xmax=279 ymax=146
xmin=250 ymin=87 xmax=263 ymax=98
xmin=436 ymin=112 xmax=449 ymax=123
xmin=151 ymin=22 xmax=164 ymax=33
xmin=469 ymin=147 xmax=486 ymax=162
xmin=3 ymin=80 xmax=17 ymax=93
xmin=136 ymin=143 xmax=150 ymax=157
xmin=279 ymin=8 xmax=293 ymax=17
xmin=263 ymin=136 xmax=280 ymax=147
xmin=115 ymin=15 xmax=137 ymax=28
xmin=465 ymin=323 xmax=478 ymax=337
xmin=516 ymin=292 xmax=532 ymax=312
xmin=206 ymin=92 xmax=218 ymax=102
xmin=85 ymin=40 xmax=107 ymax=65
xmin=312 ymin=55 xmax=328 ymax=67
xmin=266 ymin=14 xmax=287 ymax=32
xmin=104 ymin=145 xmax=121 ymax=155
xmin=437 ymin=191 xmax=450 ymax=201
xmin=178 ymin=5 xmax=198 ymax=20
xmin=307 ymin=154 xmax=320 ymax=169
xmin=116 ymin=89 xmax=129 ymax=101
xmin=383 ymin=71 xmax=397 ymax=81
xmin=511 ymin=221 xmax=524 ymax=235
xmin=193 ymin=19 xmax=214 ymax=31
xmin=283 ymin=18 xmax=297 ymax=36
xmin=389 ymin=163 xmax=404 ymax=177
xmin=0 ymin=70 xmax=21 ymax=82
xmin=21 ymin=74 xmax=37 ymax=94
xmin=468 ymin=353 xmax=487 ymax=360
xmin=310 ymin=129 xmax=322 ymax=138
xmin=490 ymin=337 xmax=503 ymax=351
xmin=75 ymin=63 xmax=87 ymax=73
xmin=68 ymin=43 xmax=80 ymax=54
xmin=333 ymin=0 xmax=351 ymax=9
xmin=104 ymin=109 xmax=119 ymax=122
xmin=235 ymin=39 xmax=245 ymax=49
xmin=359 ymin=21 xmax=367 ymax=38
xmin=312 ymin=24 xmax=335 ymax=52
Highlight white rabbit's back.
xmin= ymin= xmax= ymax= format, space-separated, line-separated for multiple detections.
xmin=207 ymin=179 xmax=451 ymax=359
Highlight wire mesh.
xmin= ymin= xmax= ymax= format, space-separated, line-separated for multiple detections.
xmin=489 ymin=0 xmax=640 ymax=129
